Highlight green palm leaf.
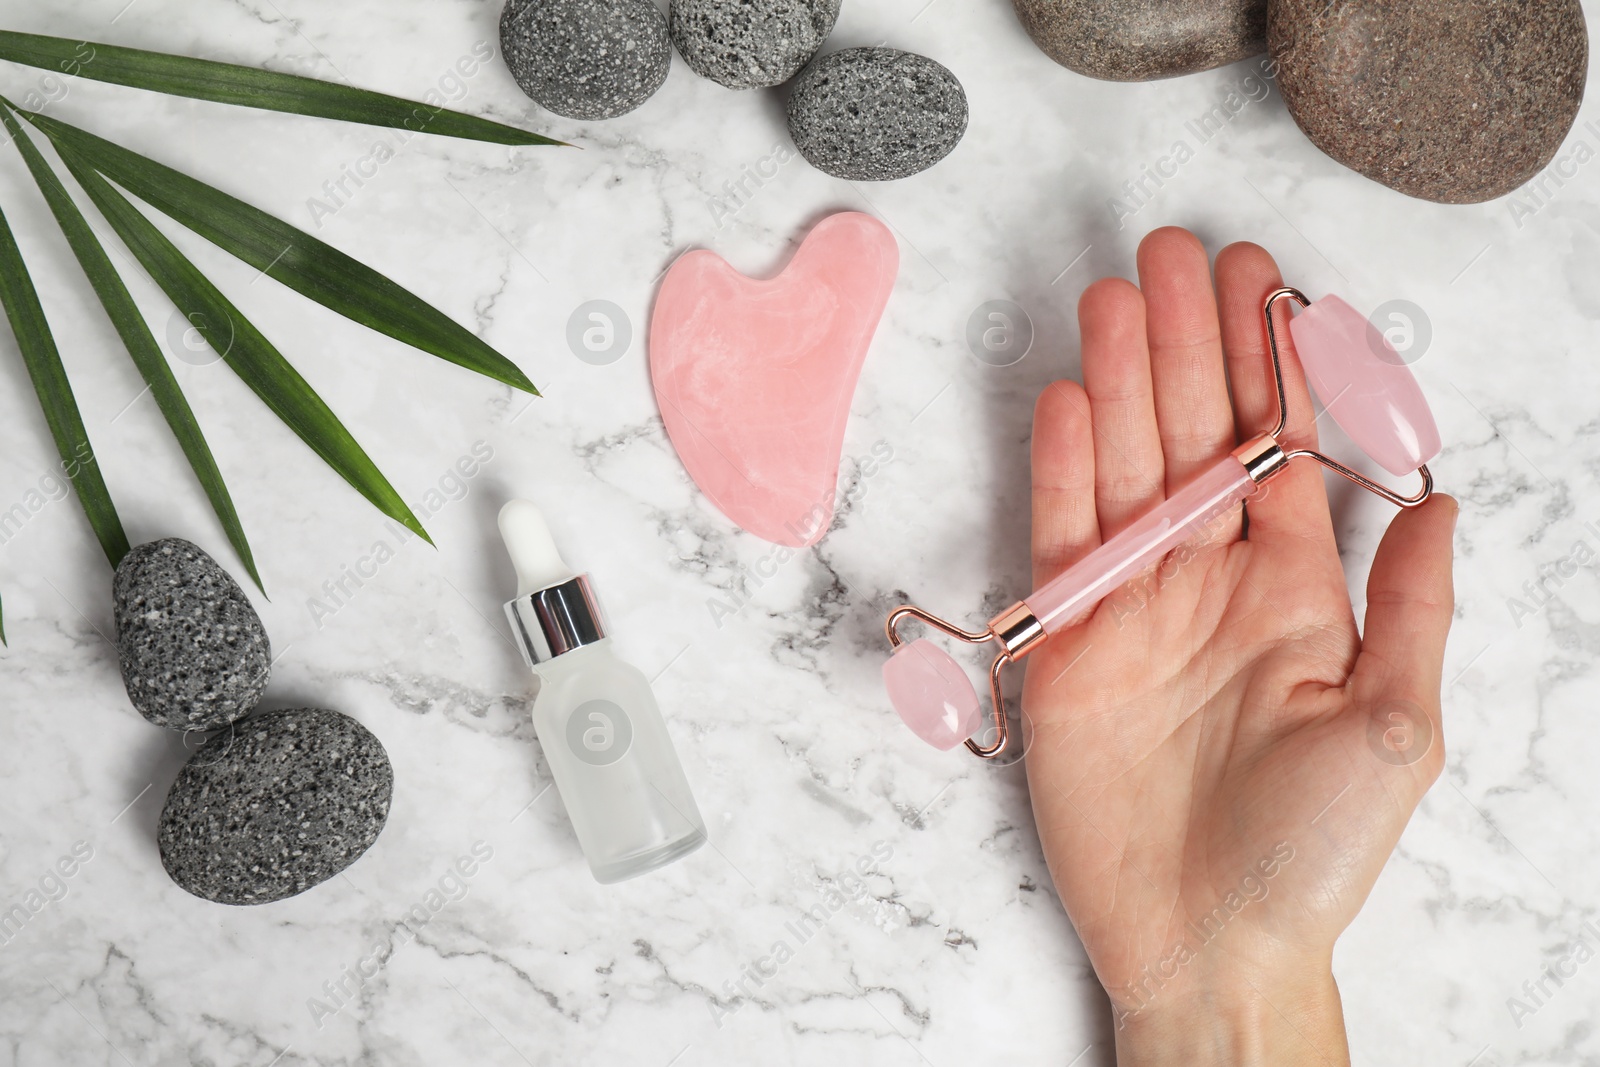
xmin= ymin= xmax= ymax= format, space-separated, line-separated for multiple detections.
xmin=58 ymin=146 xmax=431 ymax=545
xmin=0 ymin=200 xmax=128 ymax=570
xmin=0 ymin=100 xmax=263 ymax=592
xmin=0 ymin=30 xmax=564 ymax=147
xmin=23 ymin=110 xmax=538 ymax=395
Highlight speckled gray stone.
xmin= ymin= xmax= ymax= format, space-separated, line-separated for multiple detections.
xmin=158 ymin=709 xmax=393 ymax=906
xmin=786 ymin=48 xmax=968 ymax=181
xmin=113 ymin=539 xmax=269 ymax=732
xmin=670 ymin=0 xmax=840 ymax=90
xmin=500 ymin=0 xmax=672 ymax=120
xmin=1271 ymin=0 xmax=1588 ymax=203
xmin=1012 ymin=0 xmax=1266 ymax=81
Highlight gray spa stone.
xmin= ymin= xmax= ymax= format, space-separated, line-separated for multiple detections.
xmin=113 ymin=538 xmax=269 ymax=732
xmin=1012 ymin=0 xmax=1267 ymax=81
xmin=500 ymin=0 xmax=672 ymax=120
xmin=670 ymin=0 xmax=841 ymax=90
xmin=786 ymin=48 xmax=968 ymax=181
xmin=158 ymin=708 xmax=394 ymax=906
xmin=1270 ymin=0 xmax=1588 ymax=203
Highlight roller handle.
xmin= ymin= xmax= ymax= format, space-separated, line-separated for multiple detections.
xmin=1025 ymin=455 xmax=1257 ymax=634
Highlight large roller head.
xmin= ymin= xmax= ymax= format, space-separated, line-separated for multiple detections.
xmin=1288 ymin=295 xmax=1442 ymax=477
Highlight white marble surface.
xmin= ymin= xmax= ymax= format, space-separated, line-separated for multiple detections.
xmin=0 ymin=0 xmax=1597 ymax=1064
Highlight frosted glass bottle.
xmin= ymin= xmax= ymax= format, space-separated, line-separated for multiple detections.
xmin=500 ymin=501 xmax=706 ymax=884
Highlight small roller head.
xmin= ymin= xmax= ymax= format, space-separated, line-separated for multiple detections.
xmin=883 ymin=639 xmax=982 ymax=751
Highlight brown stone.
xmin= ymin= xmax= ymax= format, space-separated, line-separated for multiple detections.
xmin=1270 ymin=0 xmax=1589 ymax=203
xmin=1012 ymin=0 xmax=1267 ymax=81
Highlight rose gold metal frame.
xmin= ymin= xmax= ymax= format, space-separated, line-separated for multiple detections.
xmin=1263 ymin=287 xmax=1434 ymax=509
xmin=884 ymin=604 xmax=1035 ymax=758
xmin=885 ymin=286 xmax=1436 ymax=760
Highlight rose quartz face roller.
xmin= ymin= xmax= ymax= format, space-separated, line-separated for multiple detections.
xmin=883 ymin=288 xmax=1442 ymax=758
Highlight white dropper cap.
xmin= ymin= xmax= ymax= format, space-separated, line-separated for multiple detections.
xmin=498 ymin=500 xmax=574 ymax=597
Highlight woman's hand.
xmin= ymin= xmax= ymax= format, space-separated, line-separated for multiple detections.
xmin=1024 ymin=228 xmax=1457 ymax=1065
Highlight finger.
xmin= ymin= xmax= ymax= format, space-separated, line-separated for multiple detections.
xmin=1215 ymin=242 xmax=1319 ymax=454
xmin=1215 ymin=241 xmax=1333 ymax=547
xmin=1351 ymin=494 xmax=1458 ymax=718
xmin=1032 ymin=380 xmax=1100 ymax=587
xmin=1137 ymin=228 xmax=1236 ymax=490
xmin=1079 ymin=277 xmax=1164 ymax=537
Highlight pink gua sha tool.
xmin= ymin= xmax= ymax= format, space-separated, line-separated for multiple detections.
xmin=650 ymin=212 xmax=899 ymax=547
xmin=884 ymin=288 xmax=1443 ymax=757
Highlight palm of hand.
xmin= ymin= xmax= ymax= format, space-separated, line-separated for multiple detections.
xmin=1020 ymin=230 xmax=1455 ymax=1020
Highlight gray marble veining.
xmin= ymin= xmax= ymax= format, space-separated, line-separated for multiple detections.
xmin=0 ymin=0 xmax=1598 ymax=1063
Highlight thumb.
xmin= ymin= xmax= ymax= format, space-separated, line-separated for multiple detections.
xmin=1352 ymin=494 xmax=1459 ymax=713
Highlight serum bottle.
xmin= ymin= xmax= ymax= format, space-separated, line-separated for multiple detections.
xmin=499 ymin=500 xmax=706 ymax=883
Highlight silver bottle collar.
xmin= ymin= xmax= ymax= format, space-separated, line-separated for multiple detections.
xmin=505 ymin=574 xmax=607 ymax=668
